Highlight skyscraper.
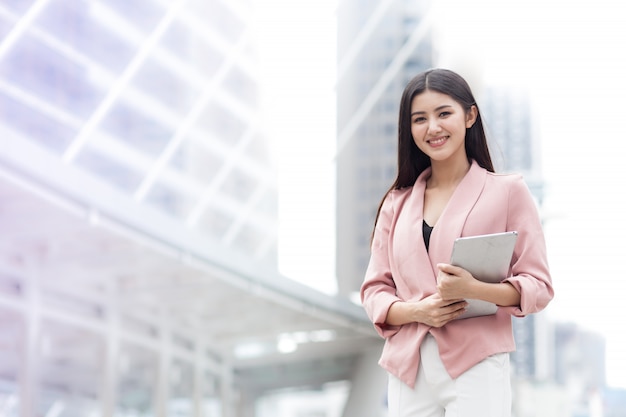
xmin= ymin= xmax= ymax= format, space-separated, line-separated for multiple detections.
xmin=336 ymin=0 xmax=434 ymax=297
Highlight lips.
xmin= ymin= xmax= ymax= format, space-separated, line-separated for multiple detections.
xmin=427 ymin=136 xmax=448 ymax=147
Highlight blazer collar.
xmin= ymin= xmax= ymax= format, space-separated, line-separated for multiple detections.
xmin=414 ymin=160 xmax=488 ymax=266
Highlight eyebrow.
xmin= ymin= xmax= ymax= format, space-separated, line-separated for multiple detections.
xmin=411 ymin=104 xmax=453 ymax=116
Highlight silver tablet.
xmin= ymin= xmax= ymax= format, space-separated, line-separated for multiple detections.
xmin=450 ymin=231 xmax=518 ymax=319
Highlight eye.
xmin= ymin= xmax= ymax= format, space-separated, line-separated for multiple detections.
xmin=439 ymin=111 xmax=451 ymax=118
xmin=412 ymin=116 xmax=426 ymax=124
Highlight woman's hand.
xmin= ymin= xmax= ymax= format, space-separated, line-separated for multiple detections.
xmin=415 ymin=293 xmax=468 ymax=327
xmin=436 ymin=263 xmax=477 ymax=301
xmin=436 ymin=263 xmax=522 ymax=307
xmin=386 ymin=293 xmax=467 ymax=328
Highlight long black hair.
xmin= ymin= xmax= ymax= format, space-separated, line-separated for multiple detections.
xmin=373 ymin=68 xmax=494 ymax=231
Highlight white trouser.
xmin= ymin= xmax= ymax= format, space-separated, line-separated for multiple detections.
xmin=387 ymin=334 xmax=512 ymax=417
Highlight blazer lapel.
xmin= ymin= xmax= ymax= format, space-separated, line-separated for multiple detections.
xmin=390 ymin=168 xmax=435 ymax=287
xmin=429 ymin=161 xmax=487 ymax=268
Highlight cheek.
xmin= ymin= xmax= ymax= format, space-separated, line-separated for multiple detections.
xmin=411 ymin=124 xmax=424 ymax=140
xmin=411 ymin=126 xmax=431 ymax=153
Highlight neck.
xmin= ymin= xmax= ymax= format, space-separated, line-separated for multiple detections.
xmin=428 ymin=157 xmax=471 ymax=189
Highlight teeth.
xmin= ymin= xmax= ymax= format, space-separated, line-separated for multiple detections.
xmin=430 ymin=137 xmax=446 ymax=145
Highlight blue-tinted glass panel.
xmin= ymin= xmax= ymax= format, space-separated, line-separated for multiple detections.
xmin=160 ymin=19 xmax=222 ymax=78
xmin=170 ymin=140 xmax=222 ymax=182
xmin=195 ymin=102 xmax=245 ymax=144
xmin=2 ymin=0 xmax=37 ymax=14
xmin=188 ymin=1 xmax=244 ymax=42
xmin=131 ymin=57 xmax=199 ymax=115
xmin=36 ymin=1 xmax=136 ymax=73
xmin=231 ymin=225 xmax=263 ymax=255
xmin=0 ymin=90 xmax=76 ymax=154
xmin=223 ymin=67 xmax=257 ymax=106
xmin=99 ymin=101 xmax=173 ymax=157
xmin=73 ymin=144 xmax=144 ymax=192
xmin=106 ymin=0 xmax=165 ymax=33
xmin=219 ymin=169 xmax=256 ymax=203
xmin=0 ymin=14 xmax=15 ymax=40
xmin=0 ymin=34 xmax=104 ymax=118
xmin=144 ymin=181 xmax=193 ymax=217
xmin=196 ymin=205 xmax=234 ymax=237
xmin=243 ymin=133 xmax=271 ymax=166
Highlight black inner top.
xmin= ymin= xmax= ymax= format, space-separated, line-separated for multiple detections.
xmin=423 ymin=220 xmax=433 ymax=252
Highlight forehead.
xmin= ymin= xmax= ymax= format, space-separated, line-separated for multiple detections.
xmin=410 ymin=90 xmax=460 ymax=111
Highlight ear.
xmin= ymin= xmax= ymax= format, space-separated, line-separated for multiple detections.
xmin=465 ymin=105 xmax=478 ymax=128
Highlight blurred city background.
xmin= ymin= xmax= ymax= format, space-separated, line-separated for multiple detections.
xmin=0 ymin=0 xmax=625 ymax=416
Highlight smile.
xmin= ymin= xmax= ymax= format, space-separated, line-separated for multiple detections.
xmin=428 ymin=136 xmax=448 ymax=146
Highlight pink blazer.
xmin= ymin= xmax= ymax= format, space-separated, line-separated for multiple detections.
xmin=361 ymin=161 xmax=554 ymax=388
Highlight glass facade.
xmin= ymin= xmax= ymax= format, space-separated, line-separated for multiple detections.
xmin=0 ymin=0 xmax=278 ymax=263
xmin=0 ymin=3 xmax=380 ymax=415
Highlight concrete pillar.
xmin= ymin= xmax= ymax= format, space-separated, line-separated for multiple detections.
xmin=101 ymin=288 xmax=119 ymax=416
xmin=155 ymin=321 xmax=172 ymax=417
xmin=193 ymin=341 xmax=205 ymax=417
xmin=221 ymin=362 xmax=235 ymax=417
xmin=20 ymin=270 xmax=40 ymax=417
xmin=342 ymin=344 xmax=388 ymax=417
xmin=239 ymin=389 xmax=259 ymax=417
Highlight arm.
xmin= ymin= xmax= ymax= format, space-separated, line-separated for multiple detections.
xmin=436 ymin=263 xmax=520 ymax=306
xmin=386 ymin=295 xmax=468 ymax=328
xmin=360 ymin=193 xmax=404 ymax=337
xmin=436 ymin=176 xmax=553 ymax=314
xmin=502 ymin=177 xmax=554 ymax=315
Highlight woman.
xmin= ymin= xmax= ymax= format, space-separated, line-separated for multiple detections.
xmin=360 ymin=68 xmax=554 ymax=416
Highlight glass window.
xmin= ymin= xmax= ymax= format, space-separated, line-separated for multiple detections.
xmin=143 ymin=179 xmax=194 ymax=217
xmin=106 ymin=0 xmax=165 ymax=33
xmin=131 ymin=56 xmax=199 ymax=116
xmin=117 ymin=345 xmax=158 ymax=415
xmin=0 ymin=90 xmax=77 ymax=154
xmin=99 ymin=101 xmax=174 ymax=157
xmin=231 ymin=224 xmax=264 ymax=255
xmin=170 ymin=139 xmax=223 ymax=183
xmin=187 ymin=0 xmax=244 ymax=43
xmin=0 ymin=13 xmax=15 ymax=40
xmin=2 ymin=0 xmax=37 ymax=14
xmin=160 ymin=19 xmax=223 ymax=78
xmin=196 ymin=101 xmax=246 ymax=144
xmin=73 ymin=143 xmax=145 ymax=192
xmin=223 ymin=66 xmax=258 ymax=106
xmin=0 ymin=34 xmax=105 ymax=118
xmin=219 ymin=169 xmax=257 ymax=203
xmin=196 ymin=205 xmax=235 ymax=238
xmin=35 ymin=0 xmax=137 ymax=73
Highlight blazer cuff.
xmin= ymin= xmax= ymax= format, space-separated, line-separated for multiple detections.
xmin=366 ymin=293 xmax=402 ymax=338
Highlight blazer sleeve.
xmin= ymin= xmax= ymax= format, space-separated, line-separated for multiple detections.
xmin=501 ymin=176 xmax=554 ymax=316
xmin=360 ymin=192 xmax=403 ymax=338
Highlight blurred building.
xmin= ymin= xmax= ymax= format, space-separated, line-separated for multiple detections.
xmin=336 ymin=0 xmax=434 ymax=298
xmin=0 ymin=1 xmax=380 ymax=416
xmin=554 ymin=322 xmax=606 ymax=416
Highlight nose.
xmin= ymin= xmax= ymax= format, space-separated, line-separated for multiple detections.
xmin=427 ymin=118 xmax=442 ymax=134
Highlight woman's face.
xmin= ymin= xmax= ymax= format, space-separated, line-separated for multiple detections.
xmin=410 ymin=90 xmax=476 ymax=165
